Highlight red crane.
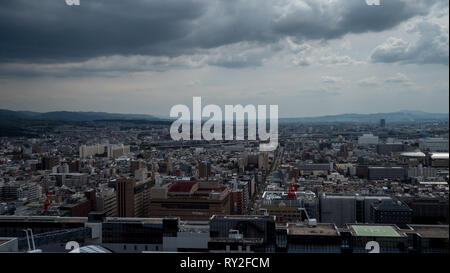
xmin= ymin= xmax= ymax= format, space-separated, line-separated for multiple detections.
xmin=43 ymin=192 xmax=52 ymax=214
xmin=287 ymin=178 xmax=298 ymax=199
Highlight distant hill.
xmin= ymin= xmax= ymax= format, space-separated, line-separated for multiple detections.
xmin=280 ymin=110 xmax=449 ymax=123
xmin=1 ymin=109 xmax=447 ymax=123
xmin=0 ymin=109 xmax=161 ymax=121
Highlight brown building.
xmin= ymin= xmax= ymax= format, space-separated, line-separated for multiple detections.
xmin=149 ymin=180 xmax=230 ymax=220
xmin=198 ymin=161 xmax=211 ymax=179
xmin=41 ymin=156 xmax=60 ymax=170
xmin=116 ymin=178 xmax=152 ymax=218
xmin=60 ymin=189 xmax=96 ymax=217
xmin=130 ymin=160 xmax=143 ymax=174
xmin=230 ymin=190 xmax=244 ymax=215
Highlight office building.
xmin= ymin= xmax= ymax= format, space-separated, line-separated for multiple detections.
xmin=149 ymin=181 xmax=230 ymax=220
xmin=419 ymin=138 xmax=449 ymax=152
xmin=358 ymin=134 xmax=379 ymax=146
xmin=370 ymin=199 xmax=412 ymax=228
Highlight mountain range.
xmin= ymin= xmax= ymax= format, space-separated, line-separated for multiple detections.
xmin=0 ymin=109 xmax=448 ymax=123
xmin=0 ymin=109 xmax=160 ymax=121
xmin=280 ymin=110 xmax=448 ymax=123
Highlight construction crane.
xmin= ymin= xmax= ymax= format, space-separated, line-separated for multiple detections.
xmin=287 ymin=178 xmax=298 ymax=199
xmin=43 ymin=191 xmax=52 ymax=214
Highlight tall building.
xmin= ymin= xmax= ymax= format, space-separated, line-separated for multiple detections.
xmin=198 ymin=161 xmax=211 ymax=179
xmin=116 ymin=178 xmax=152 ymax=218
xmin=230 ymin=190 xmax=244 ymax=215
xmin=96 ymin=189 xmax=117 ymax=217
xmin=116 ymin=178 xmax=136 ymax=218
xmin=380 ymin=119 xmax=386 ymax=128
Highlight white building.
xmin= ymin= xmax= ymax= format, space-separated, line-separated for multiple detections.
xmin=79 ymin=144 xmax=130 ymax=159
xmin=79 ymin=144 xmax=105 ymax=158
xmin=419 ymin=138 xmax=449 ymax=152
xmin=358 ymin=133 xmax=379 ymax=146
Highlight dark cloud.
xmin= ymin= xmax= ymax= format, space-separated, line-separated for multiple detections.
xmin=0 ymin=0 xmax=442 ymax=63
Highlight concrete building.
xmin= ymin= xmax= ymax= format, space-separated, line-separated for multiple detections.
xmin=149 ymin=181 xmax=230 ymax=220
xmin=96 ymin=189 xmax=117 ymax=217
xmin=370 ymin=199 xmax=413 ymax=228
xmin=319 ymin=194 xmax=392 ymax=227
xmin=358 ymin=133 xmax=379 ymax=146
xmin=367 ymin=166 xmax=406 ymax=181
xmin=116 ymin=178 xmax=152 ymax=218
xmin=50 ymin=173 xmax=89 ymax=188
xmin=284 ymin=223 xmax=341 ymax=253
xmin=419 ymin=138 xmax=449 ymax=152
xmin=376 ymin=144 xmax=408 ymax=155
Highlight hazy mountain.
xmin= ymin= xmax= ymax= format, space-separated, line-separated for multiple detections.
xmin=1 ymin=109 xmax=447 ymax=123
xmin=280 ymin=110 xmax=449 ymax=123
xmin=0 ymin=109 xmax=161 ymax=121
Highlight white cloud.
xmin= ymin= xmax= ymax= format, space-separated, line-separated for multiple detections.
xmin=371 ymin=21 xmax=449 ymax=65
xmin=357 ymin=76 xmax=379 ymax=87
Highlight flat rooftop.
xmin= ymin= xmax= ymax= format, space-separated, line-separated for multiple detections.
xmin=410 ymin=225 xmax=449 ymax=239
xmin=351 ymin=225 xmax=401 ymax=237
xmin=287 ymin=223 xmax=339 ymax=236
xmin=105 ymin=217 xmax=163 ymax=224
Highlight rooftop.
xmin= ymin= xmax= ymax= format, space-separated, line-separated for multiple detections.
xmin=351 ymin=225 xmax=401 ymax=237
xmin=431 ymin=153 xmax=449 ymax=160
xmin=168 ymin=181 xmax=197 ymax=193
xmin=409 ymin=225 xmax=449 ymax=239
xmin=400 ymin=152 xmax=426 ymax=158
xmin=287 ymin=223 xmax=339 ymax=236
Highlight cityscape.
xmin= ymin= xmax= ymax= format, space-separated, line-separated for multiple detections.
xmin=0 ymin=0 xmax=449 ymax=260
xmin=0 ymin=113 xmax=448 ymax=253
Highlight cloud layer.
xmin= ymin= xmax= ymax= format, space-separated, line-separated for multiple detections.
xmin=0 ymin=0 xmax=441 ymax=63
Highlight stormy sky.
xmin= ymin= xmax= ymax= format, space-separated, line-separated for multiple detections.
xmin=0 ymin=0 xmax=448 ymax=117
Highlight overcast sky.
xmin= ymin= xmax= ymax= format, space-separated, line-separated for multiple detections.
xmin=0 ymin=0 xmax=448 ymax=118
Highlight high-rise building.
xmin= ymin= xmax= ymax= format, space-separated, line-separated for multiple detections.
xmin=116 ymin=178 xmax=152 ymax=218
xmin=380 ymin=119 xmax=386 ymax=128
xmin=116 ymin=178 xmax=137 ymax=217
xmin=96 ymin=189 xmax=117 ymax=217
xmin=198 ymin=161 xmax=211 ymax=179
